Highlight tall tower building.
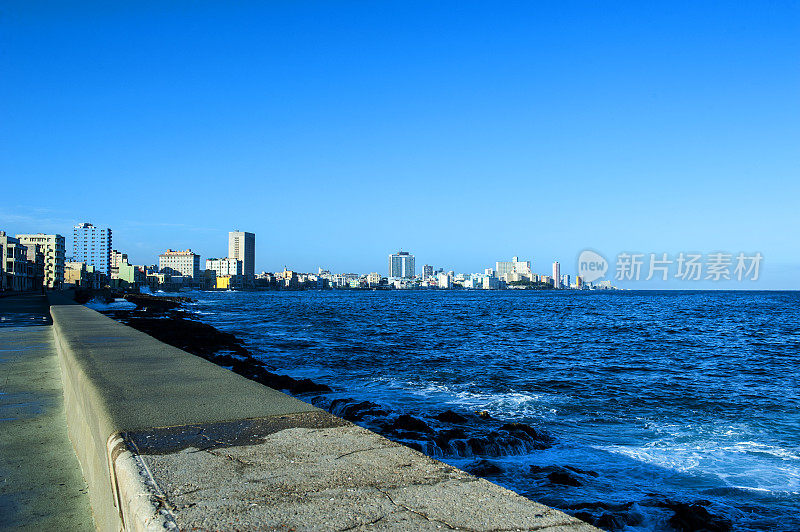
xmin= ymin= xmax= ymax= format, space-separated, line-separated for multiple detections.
xmin=388 ymin=251 xmax=415 ymax=278
xmin=552 ymin=261 xmax=561 ymax=288
xmin=72 ymin=223 xmax=112 ymax=278
xmin=228 ymin=231 xmax=255 ymax=278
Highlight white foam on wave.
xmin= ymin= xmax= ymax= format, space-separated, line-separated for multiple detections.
xmin=85 ymin=298 xmax=136 ymax=311
xmin=596 ymin=440 xmax=800 ymax=494
xmin=367 ymin=376 xmax=563 ymax=420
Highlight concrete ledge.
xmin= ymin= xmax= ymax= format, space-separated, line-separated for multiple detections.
xmin=49 ymin=294 xmax=598 ymax=531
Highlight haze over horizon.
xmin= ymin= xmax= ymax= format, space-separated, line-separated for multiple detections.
xmin=2 ymin=2 xmax=798 ymax=288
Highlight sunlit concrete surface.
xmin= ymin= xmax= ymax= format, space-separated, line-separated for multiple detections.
xmin=0 ymin=293 xmax=94 ymax=531
xmin=48 ymin=294 xmax=598 ymax=531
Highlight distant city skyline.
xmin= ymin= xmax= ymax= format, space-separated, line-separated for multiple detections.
xmin=2 ymin=3 xmax=798 ymax=289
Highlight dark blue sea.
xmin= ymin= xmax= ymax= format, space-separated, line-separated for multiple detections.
xmin=165 ymin=290 xmax=800 ymax=530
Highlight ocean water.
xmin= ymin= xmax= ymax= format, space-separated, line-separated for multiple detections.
xmin=172 ymin=290 xmax=799 ymax=531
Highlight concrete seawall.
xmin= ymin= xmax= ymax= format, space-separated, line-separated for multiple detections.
xmin=48 ymin=294 xmax=598 ymax=531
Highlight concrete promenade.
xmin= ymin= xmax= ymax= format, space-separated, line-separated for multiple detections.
xmin=0 ymin=293 xmax=94 ymax=531
xmin=4 ymin=293 xmax=598 ymax=531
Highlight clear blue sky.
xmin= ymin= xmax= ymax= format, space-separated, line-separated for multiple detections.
xmin=2 ymin=2 xmax=798 ymax=288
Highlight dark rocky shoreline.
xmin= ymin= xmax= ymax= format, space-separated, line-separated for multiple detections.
xmin=91 ymin=292 xmax=732 ymax=532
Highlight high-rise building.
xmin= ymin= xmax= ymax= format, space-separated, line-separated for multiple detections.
xmin=388 ymin=251 xmax=415 ymax=278
xmin=228 ymin=231 xmax=255 ymax=279
xmin=16 ymin=233 xmax=66 ymax=289
xmin=159 ymin=249 xmax=201 ymax=279
xmin=496 ymin=256 xmax=532 ymax=278
xmin=552 ymin=261 xmax=561 ymax=288
xmin=422 ymin=264 xmax=434 ymax=279
xmin=73 ymin=223 xmax=112 ymax=278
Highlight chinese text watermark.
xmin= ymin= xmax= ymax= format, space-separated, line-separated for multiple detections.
xmin=614 ymin=252 xmax=763 ymax=282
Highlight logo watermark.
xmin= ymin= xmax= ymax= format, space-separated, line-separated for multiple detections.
xmin=578 ymin=250 xmax=763 ymax=283
xmin=578 ymin=250 xmax=608 ymax=282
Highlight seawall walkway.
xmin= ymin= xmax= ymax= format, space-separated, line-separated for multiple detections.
xmin=3 ymin=293 xmax=599 ymax=531
xmin=0 ymin=293 xmax=94 ymax=531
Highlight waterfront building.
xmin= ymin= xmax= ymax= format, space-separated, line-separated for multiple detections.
xmin=228 ymin=231 xmax=255 ymax=280
xmin=389 ymin=251 xmax=415 ymax=278
xmin=552 ymin=262 xmax=561 ymax=288
xmin=214 ymin=275 xmax=243 ymax=290
xmin=496 ymin=256 xmax=532 ymax=278
xmin=73 ymin=223 xmax=112 ymax=278
xmin=437 ymin=271 xmax=451 ymax=289
xmin=22 ymin=243 xmax=45 ymax=289
xmin=206 ymin=257 xmax=243 ymax=277
xmin=483 ymin=275 xmax=500 ymax=289
xmin=505 ymin=271 xmax=531 ymax=283
xmin=562 ymin=274 xmax=571 ymax=288
xmin=576 ymin=276 xmax=584 ymax=289
xmin=422 ymin=264 xmax=434 ymax=279
xmin=366 ymin=272 xmax=382 ymax=286
xmin=111 ymin=249 xmax=128 ymax=268
xmin=159 ymin=249 xmax=201 ymax=279
xmin=16 ymin=234 xmax=66 ymax=289
xmin=64 ymin=261 xmax=87 ymax=287
xmin=117 ymin=262 xmax=145 ymax=287
xmin=1 ymin=232 xmax=33 ymax=291
xmin=110 ymin=249 xmax=128 ymax=280
xmin=64 ymin=261 xmax=105 ymax=288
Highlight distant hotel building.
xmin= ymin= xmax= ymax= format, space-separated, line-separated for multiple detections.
xmin=159 ymin=249 xmax=201 ymax=279
xmin=389 ymin=251 xmax=415 ymax=278
xmin=73 ymin=222 xmax=112 ymax=277
xmin=228 ymin=231 xmax=255 ymax=279
xmin=206 ymin=257 xmax=243 ymax=277
xmin=552 ymin=261 xmax=561 ymax=288
xmin=16 ymin=233 xmax=66 ymax=289
xmin=496 ymin=256 xmax=532 ymax=278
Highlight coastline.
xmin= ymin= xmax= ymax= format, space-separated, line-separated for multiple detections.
xmin=93 ymin=291 xmax=736 ymax=532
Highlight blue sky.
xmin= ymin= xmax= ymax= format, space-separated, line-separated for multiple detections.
xmin=1 ymin=2 xmax=798 ymax=288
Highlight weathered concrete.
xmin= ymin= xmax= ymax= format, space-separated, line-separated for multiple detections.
xmin=0 ymin=293 xmax=94 ymax=531
xmin=138 ymin=418 xmax=592 ymax=531
xmin=48 ymin=294 xmax=599 ymax=531
xmin=49 ymin=293 xmax=319 ymax=532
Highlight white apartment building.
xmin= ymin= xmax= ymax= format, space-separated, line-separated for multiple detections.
xmin=16 ymin=233 xmax=66 ymax=289
xmin=206 ymin=257 xmax=243 ymax=277
xmin=366 ymin=272 xmax=382 ymax=286
xmin=552 ymin=261 xmax=561 ymax=288
xmin=496 ymin=256 xmax=532 ymax=278
xmin=159 ymin=249 xmax=201 ymax=279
